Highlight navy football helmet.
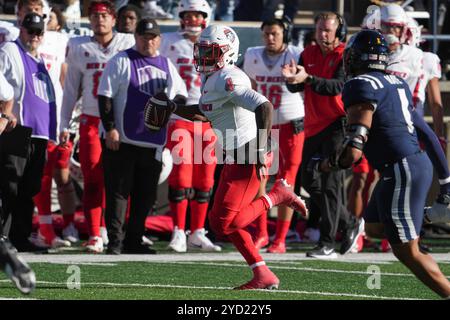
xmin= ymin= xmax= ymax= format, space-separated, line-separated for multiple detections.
xmin=343 ymin=30 xmax=389 ymax=78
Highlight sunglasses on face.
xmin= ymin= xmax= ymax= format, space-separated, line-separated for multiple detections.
xmin=27 ymin=29 xmax=44 ymax=37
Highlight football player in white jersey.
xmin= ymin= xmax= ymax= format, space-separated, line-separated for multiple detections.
xmin=243 ymin=18 xmax=305 ymax=254
xmin=59 ymin=0 xmax=135 ymax=253
xmin=379 ymin=4 xmax=424 ymax=107
xmin=159 ymin=0 xmax=221 ymax=253
xmin=165 ymin=25 xmax=307 ymax=289
xmin=406 ymin=16 xmax=446 ymax=150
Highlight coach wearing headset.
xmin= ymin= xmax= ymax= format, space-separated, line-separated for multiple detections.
xmin=282 ymin=12 xmax=362 ymax=259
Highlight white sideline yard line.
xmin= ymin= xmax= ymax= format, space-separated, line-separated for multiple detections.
xmin=170 ymin=261 xmax=450 ymax=279
xmin=47 ymin=262 xmax=118 ymax=266
xmin=0 ymin=297 xmax=38 ymax=300
xmin=4 ymin=280 xmax=421 ymax=300
xmin=262 ymin=260 xmax=393 ymax=265
xmin=20 ymin=252 xmax=450 ymax=264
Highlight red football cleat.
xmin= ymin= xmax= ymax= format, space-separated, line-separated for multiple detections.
xmin=254 ymin=235 xmax=269 ymax=250
xmin=266 ymin=179 xmax=308 ymax=218
xmin=266 ymin=242 xmax=286 ymax=254
xmin=381 ymin=239 xmax=391 ymax=253
xmin=234 ymin=270 xmax=280 ymax=290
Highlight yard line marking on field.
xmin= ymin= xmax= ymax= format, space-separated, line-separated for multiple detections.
xmin=169 ymin=261 xmax=450 ymax=279
xmin=0 ymin=280 xmax=421 ymax=300
xmin=47 ymin=262 xmax=118 ymax=266
xmin=261 ymin=260 xmax=393 ymax=265
xmin=0 ymin=297 xmax=38 ymax=300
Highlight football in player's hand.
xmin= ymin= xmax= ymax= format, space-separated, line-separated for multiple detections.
xmin=143 ymin=91 xmax=175 ymax=131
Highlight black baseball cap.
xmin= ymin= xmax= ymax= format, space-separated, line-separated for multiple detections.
xmin=21 ymin=12 xmax=45 ymax=32
xmin=135 ymin=18 xmax=160 ymax=36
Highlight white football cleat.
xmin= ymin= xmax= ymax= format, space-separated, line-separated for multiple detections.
xmin=86 ymin=236 xmax=104 ymax=253
xmin=62 ymin=223 xmax=80 ymax=243
xmin=187 ymin=228 xmax=222 ymax=252
xmin=142 ymin=235 xmax=154 ymax=246
xmin=168 ymin=227 xmax=187 ymax=253
xmin=100 ymin=227 xmax=109 ymax=246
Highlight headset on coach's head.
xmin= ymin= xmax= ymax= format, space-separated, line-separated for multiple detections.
xmin=314 ymin=12 xmax=348 ymax=42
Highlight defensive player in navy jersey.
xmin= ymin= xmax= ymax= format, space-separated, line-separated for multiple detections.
xmin=316 ymin=30 xmax=450 ymax=298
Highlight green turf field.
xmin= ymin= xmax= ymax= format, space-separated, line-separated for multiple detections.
xmin=0 ymin=240 xmax=449 ymax=300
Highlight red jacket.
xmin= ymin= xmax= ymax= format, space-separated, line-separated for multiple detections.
xmin=300 ymin=43 xmax=346 ymax=137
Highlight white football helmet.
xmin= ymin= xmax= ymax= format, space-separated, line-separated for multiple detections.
xmin=380 ymin=4 xmax=408 ymax=45
xmin=194 ymin=25 xmax=239 ymax=74
xmin=406 ymin=16 xmax=423 ymax=47
xmin=361 ymin=5 xmax=380 ymax=30
xmin=177 ymin=0 xmax=211 ymax=35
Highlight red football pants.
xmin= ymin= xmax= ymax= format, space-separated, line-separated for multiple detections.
xmin=274 ymin=122 xmax=305 ymax=186
xmin=79 ymin=114 xmax=105 ymax=237
xmin=166 ymin=120 xmax=216 ymax=231
xmin=209 ymin=164 xmax=269 ymax=266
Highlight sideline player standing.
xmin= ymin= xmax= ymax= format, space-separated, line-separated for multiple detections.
xmin=60 ymin=0 xmax=135 ymax=253
xmin=243 ymin=17 xmax=305 ymax=253
xmin=146 ymin=25 xmax=308 ymax=289
xmin=159 ymin=0 xmax=220 ymax=253
xmin=324 ymin=29 xmax=450 ymax=298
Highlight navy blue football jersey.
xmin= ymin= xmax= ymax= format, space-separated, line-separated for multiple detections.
xmin=342 ymin=71 xmax=421 ymax=170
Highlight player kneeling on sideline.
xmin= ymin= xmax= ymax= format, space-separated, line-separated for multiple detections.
xmin=315 ymin=30 xmax=450 ymax=298
xmin=144 ymin=25 xmax=308 ymax=290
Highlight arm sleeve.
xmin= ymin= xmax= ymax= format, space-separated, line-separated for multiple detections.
xmin=411 ymin=108 xmax=450 ymax=180
xmin=309 ymin=60 xmax=345 ymax=96
xmin=60 ymin=43 xmax=82 ymax=132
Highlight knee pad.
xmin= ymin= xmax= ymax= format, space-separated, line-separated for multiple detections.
xmin=193 ymin=188 xmax=212 ymax=204
xmin=169 ymin=187 xmax=193 ymax=203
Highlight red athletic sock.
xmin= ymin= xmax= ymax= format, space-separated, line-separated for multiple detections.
xmin=254 ymin=211 xmax=268 ymax=238
xmin=63 ymin=213 xmax=74 ymax=228
xmin=33 ymin=174 xmax=52 ymax=216
xmin=273 ymin=220 xmax=291 ymax=245
xmin=189 ymin=200 xmax=208 ymax=231
xmin=170 ymin=199 xmax=188 ymax=230
xmin=228 ymin=229 xmax=263 ymax=266
xmin=39 ymin=215 xmax=56 ymax=241
xmin=86 ymin=208 xmax=102 ymax=237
